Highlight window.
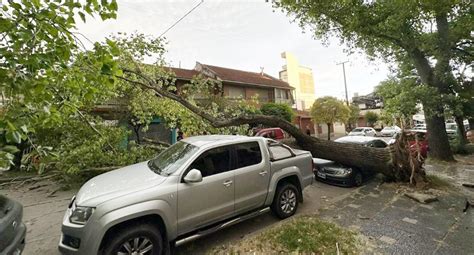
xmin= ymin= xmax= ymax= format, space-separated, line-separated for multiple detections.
xmin=269 ymin=145 xmax=293 ymax=161
xmin=188 ymin=147 xmax=231 ymax=178
xmin=235 ymin=142 xmax=262 ymax=168
xmin=149 ymin=141 xmax=199 ymax=176
xmin=228 ymin=86 xmax=245 ymax=98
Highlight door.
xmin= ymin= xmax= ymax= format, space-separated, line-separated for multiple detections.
xmin=233 ymin=142 xmax=270 ymax=214
xmin=177 ymin=146 xmax=234 ymax=235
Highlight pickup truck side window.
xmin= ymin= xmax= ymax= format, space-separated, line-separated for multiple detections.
xmin=234 ymin=142 xmax=262 ymax=168
xmin=188 ymin=147 xmax=231 ymax=178
xmin=269 ymin=145 xmax=293 ymax=161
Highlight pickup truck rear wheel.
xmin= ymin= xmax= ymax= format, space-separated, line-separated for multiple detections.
xmin=102 ymin=223 xmax=163 ymax=255
xmin=271 ymin=183 xmax=299 ymax=219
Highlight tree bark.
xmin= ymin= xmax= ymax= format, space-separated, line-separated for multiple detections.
xmin=454 ymin=115 xmax=468 ymax=145
xmin=409 ymin=48 xmax=454 ymax=161
xmin=327 ymin=123 xmax=331 ymax=141
xmin=424 ymin=110 xmax=454 ymax=161
xmin=469 ymin=118 xmax=474 ymax=130
xmin=117 ymin=69 xmax=427 ymax=185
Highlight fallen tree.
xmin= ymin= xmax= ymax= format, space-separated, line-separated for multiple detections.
xmin=117 ymin=68 xmax=427 ymax=186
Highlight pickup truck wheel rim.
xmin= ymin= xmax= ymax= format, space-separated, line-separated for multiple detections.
xmin=280 ymin=189 xmax=296 ymax=214
xmin=117 ymin=237 xmax=153 ymax=255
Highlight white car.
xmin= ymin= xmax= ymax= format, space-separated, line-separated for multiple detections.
xmin=380 ymin=126 xmax=401 ymax=137
xmin=348 ymin=127 xmax=377 ymax=137
xmin=412 ymin=124 xmax=426 ymax=131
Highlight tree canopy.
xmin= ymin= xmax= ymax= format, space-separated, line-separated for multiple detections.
xmin=364 ymin=111 xmax=379 ymax=127
xmin=261 ymin=102 xmax=294 ymax=122
xmin=310 ymin=97 xmax=349 ymax=140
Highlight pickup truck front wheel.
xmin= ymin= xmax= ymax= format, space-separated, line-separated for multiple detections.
xmin=271 ymin=183 xmax=299 ymax=219
xmin=102 ymin=223 xmax=163 ymax=255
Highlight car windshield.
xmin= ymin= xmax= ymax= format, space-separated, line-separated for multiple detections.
xmin=148 ymin=141 xmax=199 ymax=176
xmin=352 ymin=128 xmax=364 ymax=132
xmin=384 ymin=127 xmax=394 ymax=130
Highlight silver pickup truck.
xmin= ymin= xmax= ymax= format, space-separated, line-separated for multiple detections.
xmin=59 ymin=135 xmax=313 ymax=255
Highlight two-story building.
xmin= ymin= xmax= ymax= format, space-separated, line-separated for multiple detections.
xmin=168 ymin=62 xmax=294 ymax=107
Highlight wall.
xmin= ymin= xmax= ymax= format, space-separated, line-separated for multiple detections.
xmin=280 ymin=52 xmax=316 ymax=111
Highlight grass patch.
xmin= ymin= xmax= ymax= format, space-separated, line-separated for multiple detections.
xmin=214 ymin=216 xmax=360 ymax=254
xmin=426 ymin=174 xmax=451 ymax=189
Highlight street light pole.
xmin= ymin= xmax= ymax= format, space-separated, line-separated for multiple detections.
xmin=336 ymin=60 xmax=349 ymax=106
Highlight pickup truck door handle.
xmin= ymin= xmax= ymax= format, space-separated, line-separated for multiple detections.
xmin=259 ymin=171 xmax=268 ymax=176
xmin=223 ymin=180 xmax=233 ymax=187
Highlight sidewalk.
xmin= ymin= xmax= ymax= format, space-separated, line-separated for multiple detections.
xmin=318 ymin=179 xmax=473 ymax=254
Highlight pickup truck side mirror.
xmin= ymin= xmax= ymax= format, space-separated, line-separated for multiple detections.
xmin=184 ymin=169 xmax=203 ymax=183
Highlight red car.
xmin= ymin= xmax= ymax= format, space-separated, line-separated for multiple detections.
xmin=406 ymin=130 xmax=429 ymax=158
xmin=255 ymin=127 xmax=286 ymax=140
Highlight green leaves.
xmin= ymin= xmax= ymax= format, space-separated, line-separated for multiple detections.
xmin=261 ymin=103 xmax=294 ymax=122
xmin=0 ymin=0 xmax=118 ymax=170
xmin=310 ymin=96 xmax=350 ymax=125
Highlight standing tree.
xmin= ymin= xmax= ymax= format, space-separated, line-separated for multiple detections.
xmin=275 ymin=0 xmax=473 ymax=161
xmin=310 ymin=97 xmax=350 ymax=140
xmin=376 ymin=77 xmax=420 ymax=128
xmin=347 ymin=104 xmax=361 ymax=130
xmin=261 ymin=103 xmax=294 ymax=122
xmin=365 ymin=111 xmax=379 ymax=128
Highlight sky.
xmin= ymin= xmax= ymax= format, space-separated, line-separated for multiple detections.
xmin=76 ymin=0 xmax=392 ymax=100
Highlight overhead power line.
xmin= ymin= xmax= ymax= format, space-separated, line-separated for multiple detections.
xmin=159 ymin=0 xmax=204 ymax=37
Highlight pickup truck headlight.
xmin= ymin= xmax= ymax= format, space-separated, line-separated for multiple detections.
xmin=69 ymin=206 xmax=95 ymax=225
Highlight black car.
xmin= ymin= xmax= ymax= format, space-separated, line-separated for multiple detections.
xmin=0 ymin=195 xmax=26 ymax=255
xmin=313 ymin=136 xmax=388 ymax=187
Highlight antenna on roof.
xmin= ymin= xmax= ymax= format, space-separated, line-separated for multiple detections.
xmin=179 ymin=61 xmax=181 ymax=68
xmin=260 ymin=67 xmax=264 ymax=75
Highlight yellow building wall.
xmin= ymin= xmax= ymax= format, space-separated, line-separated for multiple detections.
xmin=280 ymin=52 xmax=316 ymax=110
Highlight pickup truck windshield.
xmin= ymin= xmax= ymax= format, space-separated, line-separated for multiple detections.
xmin=148 ymin=141 xmax=198 ymax=176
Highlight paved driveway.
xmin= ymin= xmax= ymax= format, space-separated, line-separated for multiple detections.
xmin=1 ymin=177 xmax=356 ymax=254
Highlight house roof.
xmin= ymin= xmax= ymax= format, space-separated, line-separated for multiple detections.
xmin=166 ymin=64 xmax=293 ymax=90
xmin=202 ymin=64 xmax=292 ymax=89
xmin=166 ymin=67 xmax=199 ymax=80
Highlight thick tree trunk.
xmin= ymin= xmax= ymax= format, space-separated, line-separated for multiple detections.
xmin=424 ymin=108 xmax=454 ymax=161
xmin=454 ymin=115 xmax=468 ymax=146
xmin=327 ymin=123 xmax=331 ymax=141
xmin=469 ymin=118 xmax=474 ymax=130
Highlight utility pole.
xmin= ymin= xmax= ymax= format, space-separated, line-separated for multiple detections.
xmin=336 ymin=60 xmax=349 ymax=106
xmin=337 ymin=60 xmax=351 ymax=132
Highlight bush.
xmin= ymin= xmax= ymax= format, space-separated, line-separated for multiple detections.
xmin=261 ymin=103 xmax=294 ymax=122
xmin=449 ymin=136 xmax=469 ymax=155
xmin=32 ymin=118 xmax=164 ymax=176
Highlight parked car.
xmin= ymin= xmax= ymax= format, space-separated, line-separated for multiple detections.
xmin=412 ymin=124 xmax=426 ymax=131
xmin=0 ymin=195 xmax=26 ymax=255
xmin=445 ymin=123 xmax=458 ymax=136
xmin=313 ymin=136 xmax=388 ymax=187
xmin=380 ymin=126 xmax=401 ymax=137
xmin=388 ymin=130 xmax=429 ymax=158
xmin=255 ymin=127 xmax=286 ymax=140
xmin=348 ymin=127 xmax=377 ymax=137
xmin=405 ymin=130 xmax=429 ymax=158
xmin=58 ymin=135 xmax=313 ymax=255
